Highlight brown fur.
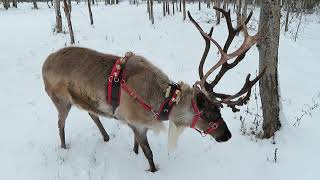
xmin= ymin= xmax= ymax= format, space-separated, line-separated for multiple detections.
xmin=42 ymin=47 xmax=231 ymax=172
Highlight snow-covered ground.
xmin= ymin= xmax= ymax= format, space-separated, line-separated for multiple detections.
xmin=1 ymin=2 xmax=319 ymax=180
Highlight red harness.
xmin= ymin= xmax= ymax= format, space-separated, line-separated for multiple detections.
xmin=107 ymin=58 xmax=178 ymax=120
xmin=107 ymin=57 xmax=223 ymax=135
xmin=190 ymin=99 xmax=224 ymax=136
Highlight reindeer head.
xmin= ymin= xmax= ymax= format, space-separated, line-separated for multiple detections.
xmin=188 ymin=8 xmax=266 ymax=142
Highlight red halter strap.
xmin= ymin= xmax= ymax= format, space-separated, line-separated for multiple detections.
xmin=190 ymin=98 xmax=224 ymax=136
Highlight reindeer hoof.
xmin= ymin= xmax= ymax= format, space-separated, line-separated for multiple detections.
xmin=146 ymin=167 xmax=158 ymax=173
xmin=133 ymin=147 xmax=139 ymax=154
xmin=103 ymin=135 xmax=110 ymax=142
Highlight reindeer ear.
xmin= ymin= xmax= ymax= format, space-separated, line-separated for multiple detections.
xmin=195 ymin=93 xmax=209 ymax=110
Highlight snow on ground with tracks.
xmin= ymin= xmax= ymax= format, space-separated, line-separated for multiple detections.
xmin=0 ymin=2 xmax=320 ymax=180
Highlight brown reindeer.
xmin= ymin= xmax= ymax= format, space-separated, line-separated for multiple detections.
xmin=42 ymin=8 xmax=265 ymax=172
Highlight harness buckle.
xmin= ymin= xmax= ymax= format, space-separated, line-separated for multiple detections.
xmin=114 ymin=77 xmax=120 ymax=82
xmin=151 ymin=110 xmax=159 ymax=117
xmin=108 ymin=76 xmax=114 ymax=82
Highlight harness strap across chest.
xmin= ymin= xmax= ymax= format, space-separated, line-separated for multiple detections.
xmin=106 ymin=55 xmax=179 ymax=120
xmin=107 ymin=53 xmax=224 ymax=136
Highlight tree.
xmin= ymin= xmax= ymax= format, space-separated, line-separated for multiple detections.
xmin=150 ymin=0 xmax=154 ymax=24
xmin=87 ymin=0 xmax=94 ymax=25
xmin=12 ymin=0 xmax=17 ymax=8
xmin=236 ymin=0 xmax=242 ymax=33
xmin=215 ymin=0 xmax=221 ymax=25
xmin=258 ymin=0 xmax=281 ymax=138
xmin=3 ymin=0 xmax=10 ymax=9
xmin=32 ymin=0 xmax=38 ymax=9
xmin=54 ymin=0 xmax=63 ymax=33
xmin=63 ymin=0 xmax=75 ymax=44
xmin=182 ymin=0 xmax=186 ymax=20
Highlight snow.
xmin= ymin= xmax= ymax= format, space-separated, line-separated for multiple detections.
xmin=0 ymin=2 xmax=320 ymax=180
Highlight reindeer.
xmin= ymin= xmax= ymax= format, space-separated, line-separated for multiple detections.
xmin=42 ymin=8 xmax=265 ymax=172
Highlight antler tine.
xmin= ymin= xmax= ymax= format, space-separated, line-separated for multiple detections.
xmin=198 ymin=27 xmax=214 ymax=81
xmin=209 ymin=8 xmax=253 ymax=90
xmin=220 ymin=66 xmax=267 ymax=112
xmin=188 ymin=9 xmax=266 ymax=112
xmin=188 ymin=11 xmax=228 ymax=91
xmin=213 ymin=6 xmax=253 ymax=52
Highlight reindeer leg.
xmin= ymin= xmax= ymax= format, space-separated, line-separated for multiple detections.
xmin=88 ymin=113 xmax=109 ymax=142
xmin=131 ymin=126 xmax=157 ymax=172
xmin=133 ymin=134 xmax=139 ymax=154
xmin=49 ymin=93 xmax=71 ymax=149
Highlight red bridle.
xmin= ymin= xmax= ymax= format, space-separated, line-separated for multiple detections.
xmin=190 ymin=99 xmax=224 ymax=136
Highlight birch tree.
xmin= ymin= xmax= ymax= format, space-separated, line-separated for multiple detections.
xmin=258 ymin=0 xmax=281 ymax=138
xmin=54 ymin=0 xmax=63 ymax=33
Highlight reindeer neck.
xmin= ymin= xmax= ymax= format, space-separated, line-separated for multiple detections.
xmin=168 ymin=83 xmax=195 ymax=127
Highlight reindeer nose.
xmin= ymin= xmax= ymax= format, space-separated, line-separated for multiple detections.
xmin=216 ymin=131 xmax=232 ymax=142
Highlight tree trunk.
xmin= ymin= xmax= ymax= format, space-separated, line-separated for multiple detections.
xmin=63 ymin=0 xmax=75 ymax=44
xmin=87 ymin=0 xmax=94 ymax=25
xmin=182 ymin=0 xmax=186 ymax=20
xmin=12 ymin=0 xmax=17 ymax=8
xmin=3 ymin=0 xmax=10 ymax=10
xmin=179 ymin=0 xmax=182 ymax=12
xmin=54 ymin=0 xmax=63 ymax=33
xmin=33 ymin=0 xmax=38 ymax=9
xmin=223 ymin=0 xmax=228 ymax=10
xmin=258 ymin=0 xmax=281 ymax=138
xmin=284 ymin=1 xmax=290 ymax=32
xmin=68 ymin=0 xmax=72 ymax=13
xmin=236 ymin=0 xmax=241 ymax=35
xmin=150 ymin=0 xmax=154 ymax=24
xmin=147 ymin=0 xmax=151 ymax=19
xmin=198 ymin=0 xmax=201 ymax=10
xmin=163 ymin=1 xmax=166 ymax=16
xmin=216 ymin=0 xmax=221 ymax=25
xmin=242 ymin=0 xmax=247 ymax=19
xmin=172 ymin=1 xmax=175 ymax=15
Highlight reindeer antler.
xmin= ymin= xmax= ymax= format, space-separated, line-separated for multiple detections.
xmin=188 ymin=8 xmax=266 ymax=112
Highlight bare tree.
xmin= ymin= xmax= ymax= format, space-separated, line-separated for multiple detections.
xmin=63 ymin=0 xmax=75 ymax=44
xmin=147 ymin=0 xmax=150 ymax=18
xmin=54 ymin=0 xmax=63 ymax=33
xmin=12 ymin=0 xmax=17 ymax=8
xmin=172 ymin=1 xmax=175 ymax=15
xmin=258 ymin=0 xmax=281 ymax=138
xmin=236 ymin=0 xmax=242 ymax=31
xmin=215 ymin=0 xmax=221 ymax=25
xmin=284 ymin=1 xmax=292 ymax=32
xmin=32 ymin=0 xmax=38 ymax=9
xmin=87 ymin=0 xmax=94 ymax=25
xmin=242 ymin=0 xmax=247 ymax=18
xmin=68 ymin=0 xmax=72 ymax=12
xmin=182 ymin=0 xmax=186 ymax=20
xmin=2 ymin=0 xmax=10 ymax=9
xmin=150 ymin=0 xmax=154 ymax=24
xmin=163 ymin=1 xmax=166 ymax=16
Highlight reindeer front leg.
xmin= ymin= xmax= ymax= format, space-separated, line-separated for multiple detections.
xmin=130 ymin=126 xmax=157 ymax=172
xmin=133 ymin=134 xmax=139 ymax=154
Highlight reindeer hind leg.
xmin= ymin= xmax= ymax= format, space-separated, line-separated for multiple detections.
xmin=49 ymin=92 xmax=71 ymax=149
